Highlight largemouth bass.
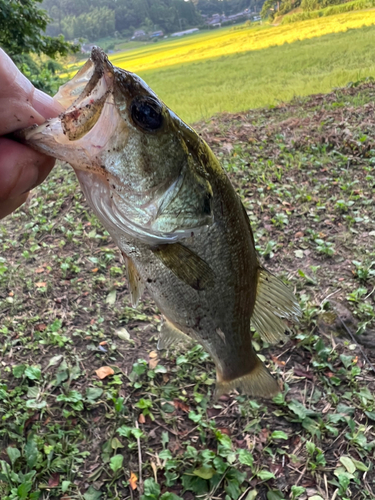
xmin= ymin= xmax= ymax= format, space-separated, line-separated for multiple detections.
xmin=20 ymin=48 xmax=301 ymax=397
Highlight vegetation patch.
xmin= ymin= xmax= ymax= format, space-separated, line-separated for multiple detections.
xmin=282 ymin=0 xmax=375 ymax=24
xmin=1 ymin=83 xmax=375 ymax=499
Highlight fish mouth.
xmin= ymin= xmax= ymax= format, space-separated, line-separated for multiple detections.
xmin=54 ymin=47 xmax=109 ymax=110
xmin=19 ymin=47 xmax=122 ymax=172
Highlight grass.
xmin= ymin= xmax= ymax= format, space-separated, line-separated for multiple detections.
xmin=1 ymin=82 xmax=375 ymax=500
xmin=138 ymin=25 xmax=375 ymax=123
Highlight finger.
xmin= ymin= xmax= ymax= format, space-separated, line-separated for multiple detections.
xmin=32 ymin=88 xmax=63 ymax=119
xmin=0 ymin=49 xmax=63 ymax=135
xmin=0 ymin=193 xmax=28 ymax=219
xmin=0 ymin=97 xmax=46 ymax=136
xmin=0 ymin=138 xmax=54 ymax=201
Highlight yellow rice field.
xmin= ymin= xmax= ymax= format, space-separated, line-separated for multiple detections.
xmin=109 ymin=9 xmax=375 ymax=74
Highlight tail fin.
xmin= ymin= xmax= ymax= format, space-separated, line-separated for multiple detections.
xmin=215 ymin=350 xmax=280 ymax=399
xmin=251 ymin=268 xmax=301 ymax=344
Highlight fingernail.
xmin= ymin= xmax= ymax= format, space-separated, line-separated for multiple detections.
xmin=32 ymin=88 xmax=64 ymax=119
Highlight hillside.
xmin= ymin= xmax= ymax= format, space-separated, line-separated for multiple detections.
xmin=41 ymin=0 xmax=262 ymax=41
xmin=280 ymin=0 xmax=375 ymax=23
xmin=262 ymin=0 xmax=367 ymax=21
xmin=0 ymin=82 xmax=374 ymax=500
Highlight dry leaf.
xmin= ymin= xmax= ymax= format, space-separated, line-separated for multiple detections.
xmin=149 ymin=358 xmax=158 ymax=370
xmin=129 ymin=471 xmax=138 ymax=490
xmin=217 ymin=427 xmax=231 ymax=436
xmin=149 ymin=351 xmax=158 ymax=370
xmin=106 ymin=289 xmax=117 ymax=305
xmin=138 ymin=413 xmax=146 ymax=424
xmin=95 ymin=366 xmax=114 ymax=379
xmin=173 ymin=400 xmax=189 ymax=412
xmin=150 ymin=460 xmax=158 ymax=482
xmin=35 ymin=282 xmax=47 ymax=288
xmin=271 ymin=355 xmax=285 ymax=367
xmin=116 ymin=327 xmax=131 ymax=342
xmin=48 ymin=472 xmax=60 ymax=487
xmin=35 ymin=267 xmax=44 ymax=273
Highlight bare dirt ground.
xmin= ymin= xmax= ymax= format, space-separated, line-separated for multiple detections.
xmin=0 ymin=82 xmax=374 ymax=500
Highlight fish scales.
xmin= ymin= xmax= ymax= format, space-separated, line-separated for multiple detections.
xmin=18 ymin=47 xmax=302 ymax=397
xmin=129 ymin=158 xmax=257 ymax=381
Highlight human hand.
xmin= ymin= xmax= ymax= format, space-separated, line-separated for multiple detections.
xmin=0 ymin=49 xmax=63 ymax=219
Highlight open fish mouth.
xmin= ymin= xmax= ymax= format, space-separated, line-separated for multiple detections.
xmin=20 ymin=48 xmax=120 ymax=172
xmin=20 ymin=47 xmax=214 ymax=245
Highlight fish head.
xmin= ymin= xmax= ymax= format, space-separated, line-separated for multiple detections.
xmin=22 ymin=47 xmax=213 ymax=245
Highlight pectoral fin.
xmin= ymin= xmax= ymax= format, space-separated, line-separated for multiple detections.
xmin=122 ymin=253 xmax=145 ymax=308
xmin=157 ymin=319 xmax=192 ymax=350
xmin=152 ymin=243 xmax=215 ymax=291
xmin=251 ymin=268 xmax=302 ymax=344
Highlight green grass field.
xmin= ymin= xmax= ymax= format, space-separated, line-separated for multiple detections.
xmin=62 ymin=11 xmax=375 ymax=123
xmin=137 ymin=25 xmax=375 ymax=123
xmin=1 ymin=82 xmax=375 ymax=500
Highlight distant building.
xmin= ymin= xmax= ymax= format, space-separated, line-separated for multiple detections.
xmin=205 ymin=10 xmax=253 ymax=27
xmin=170 ymin=28 xmax=199 ymax=37
xmin=150 ymin=30 xmax=164 ymax=38
xmin=131 ymin=30 xmax=146 ymax=40
xmin=226 ymin=12 xmax=246 ymax=21
xmin=206 ymin=13 xmax=226 ymax=26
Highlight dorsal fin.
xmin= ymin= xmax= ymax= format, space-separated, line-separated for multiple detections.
xmin=251 ymin=268 xmax=301 ymax=344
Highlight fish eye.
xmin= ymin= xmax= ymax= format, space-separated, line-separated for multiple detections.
xmin=131 ymin=97 xmax=163 ymax=131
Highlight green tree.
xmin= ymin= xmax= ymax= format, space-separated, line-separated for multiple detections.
xmin=0 ymin=0 xmax=75 ymax=60
xmin=260 ymin=0 xmax=278 ymax=18
xmin=42 ymin=0 xmax=203 ymax=39
xmin=0 ymin=0 xmax=77 ymax=93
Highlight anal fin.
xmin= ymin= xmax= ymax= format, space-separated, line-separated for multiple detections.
xmin=251 ymin=267 xmax=302 ymax=344
xmin=122 ymin=252 xmax=145 ymax=308
xmin=157 ymin=319 xmax=192 ymax=350
xmin=152 ymin=243 xmax=215 ymax=291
